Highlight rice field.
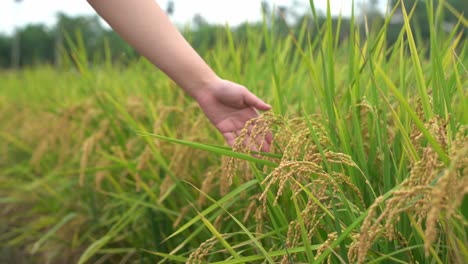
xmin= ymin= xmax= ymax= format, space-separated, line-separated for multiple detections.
xmin=1 ymin=1 xmax=467 ymax=263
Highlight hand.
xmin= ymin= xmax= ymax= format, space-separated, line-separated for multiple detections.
xmin=195 ymin=78 xmax=273 ymax=152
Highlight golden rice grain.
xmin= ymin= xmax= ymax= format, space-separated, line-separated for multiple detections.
xmin=356 ymin=118 xmax=466 ymax=263
xmin=186 ymin=235 xmax=220 ymax=264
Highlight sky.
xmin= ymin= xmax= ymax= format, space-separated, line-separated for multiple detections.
xmin=0 ymin=0 xmax=388 ymax=35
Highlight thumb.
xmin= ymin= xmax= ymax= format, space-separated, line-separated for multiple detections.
xmin=243 ymin=91 xmax=271 ymax=111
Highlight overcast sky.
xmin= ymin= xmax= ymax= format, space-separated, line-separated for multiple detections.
xmin=0 ymin=0 xmax=388 ymax=35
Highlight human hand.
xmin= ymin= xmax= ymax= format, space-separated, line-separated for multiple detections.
xmin=88 ymin=0 xmax=272 ymax=151
xmin=195 ymin=78 xmax=273 ymax=152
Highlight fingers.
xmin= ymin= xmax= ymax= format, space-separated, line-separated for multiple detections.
xmin=262 ymin=131 xmax=273 ymax=152
xmin=223 ymin=132 xmax=236 ymax=147
xmin=243 ymin=90 xmax=271 ymax=111
xmin=265 ymin=131 xmax=273 ymax=145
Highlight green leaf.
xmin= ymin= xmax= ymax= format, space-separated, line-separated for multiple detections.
xmin=136 ymin=131 xmax=278 ymax=167
xmin=164 ymin=180 xmax=257 ymax=242
xmin=32 ymin=213 xmax=76 ymax=253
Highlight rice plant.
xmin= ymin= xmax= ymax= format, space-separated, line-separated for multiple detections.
xmin=1 ymin=0 xmax=466 ymax=263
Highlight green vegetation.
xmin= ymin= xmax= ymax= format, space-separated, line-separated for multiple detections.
xmin=1 ymin=0 xmax=466 ymax=69
xmin=1 ymin=1 xmax=467 ymax=263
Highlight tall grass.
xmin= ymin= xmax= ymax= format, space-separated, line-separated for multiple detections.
xmin=1 ymin=0 xmax=467 ymax=263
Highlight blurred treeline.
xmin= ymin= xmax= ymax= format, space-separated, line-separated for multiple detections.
xmin=0 ymin=0 xmax=465 ymax=69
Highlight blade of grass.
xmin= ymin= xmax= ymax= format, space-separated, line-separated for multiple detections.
xmin=163 ymin=180 xmax=257 ymax=242
xmin=400 ymin=0 xmax=433 ymax=119
xmin=136 ymin=131 xmax=277 ymax=167
xmin=313 ymin=188 xmax=396 ymax=264
xmin=195 ymin=208 xmax=241 ymax=259
xmin=184 ymin=180 xmax=275 ymax=264
xmin=375 ymin=64 xmax=450 ymax=164
xmin=292 ymin=195 xmax=315 ymax=262
xmin=31 ymin=212 xmax=77 ymax=253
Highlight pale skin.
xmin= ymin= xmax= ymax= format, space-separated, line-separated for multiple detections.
xmin=87 ymin=0 xmax=272 ymax=151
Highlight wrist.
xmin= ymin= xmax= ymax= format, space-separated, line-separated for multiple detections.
xmin=189 ymin=74 xmax=222 ymax=102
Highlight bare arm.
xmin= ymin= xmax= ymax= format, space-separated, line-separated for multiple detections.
xmin=87 ymin=0 xmax=272 ymax=150
xmin=87 ymin=0 xmax=215 ymax=100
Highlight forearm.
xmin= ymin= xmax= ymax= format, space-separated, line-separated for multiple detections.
xmin=87 ymin=0 xmax=219 ymax=99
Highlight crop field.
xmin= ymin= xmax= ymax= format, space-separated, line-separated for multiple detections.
xmin=1 ymin=1 xmax=467 ymax=264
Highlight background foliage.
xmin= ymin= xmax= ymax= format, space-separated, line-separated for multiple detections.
xmin=1 ymin=0 xmax=467 ymax=263
xmin=0 ymin=0 xmax=466 ymax=68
